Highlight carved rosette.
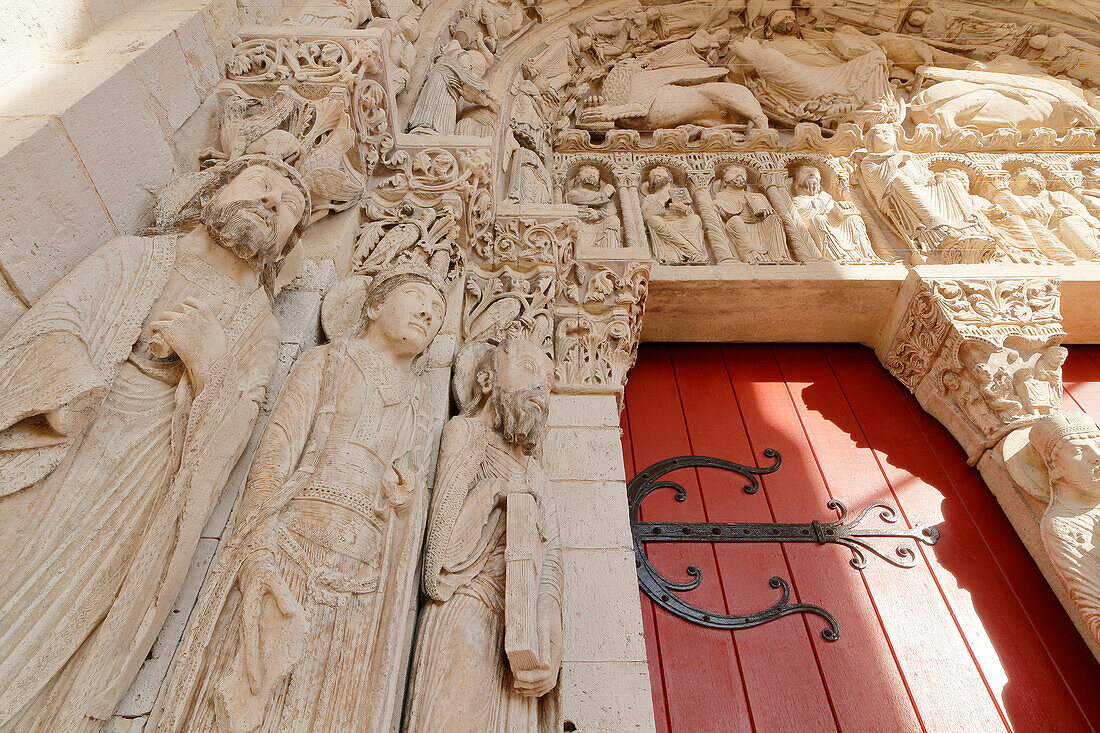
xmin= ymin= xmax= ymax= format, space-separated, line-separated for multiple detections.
xmin=879 ymin=277 xmax=1066 ymax=463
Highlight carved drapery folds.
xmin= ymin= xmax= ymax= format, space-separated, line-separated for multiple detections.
xmin=879 ymin=277 xmax=1066 ymax=463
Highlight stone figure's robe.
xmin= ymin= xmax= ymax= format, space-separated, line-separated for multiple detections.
xmin=642 ymin=187 xmax=708 ymax=264
xmin=732 ymin=37 xmax=895 ymax=126
xmin=153 ymin=338 xmax=433 ymax=733
xmin=792 ymin=191 xmax=880 ymax=263
xmin=859 ymin=151 xmax=1003 ymax=263
xmin=0 ymin=235 xmax=279 ymax=731
xmin=404 ymin=415 xmax=563 ymax=732
xmin=407 ymin=56 xmax=491 ymax=134
xmin=714 ymin=187 xmax=794 ymax=264
xmin=1042 ymin=500 xmax=1100 ymax=643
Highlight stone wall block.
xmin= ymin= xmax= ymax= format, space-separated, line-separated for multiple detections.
xmin=562 ymin=548 xmax=649 ymax=664
xmin=544 ymin=426 xmax=626 ymax=482
xmin=554 ymin=480 xmax=633 ymax=550
xmin=57 ymin=64 xmax=178 ymax=232
xmin=0 ymin=116 xmax=117 ymax=305
xmin=557 ymin=661 xmax=657 ymax=732
xmin=549 ymin=394 xmax=622 ymax=428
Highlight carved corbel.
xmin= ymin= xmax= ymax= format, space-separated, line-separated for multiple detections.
xmin=553 ymin=259 xmax=650 ymax=396
xmin=877 ymin=276 xmax=1066 ymax=464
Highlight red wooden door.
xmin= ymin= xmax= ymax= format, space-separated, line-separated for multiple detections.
xmin=621 ymin=344 xmax=1100 ymax=733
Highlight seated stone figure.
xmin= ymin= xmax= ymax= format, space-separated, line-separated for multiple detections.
xmin=0 ymin=156 xmax=309 ymax=731
xmin=992 ymin=166 xmax=1100 ymax=262
xmin=790 ymin=165 xmax=881 ymax=263
xmin=859 ymin=123 xmax=1012 ymax=264
xmin=713 ymin=165 xmax=793 ymax=264
xmin=640 ymin=167 xmax=708 ymax=264
xmin=566 ymin=165 xmax=622 ymax=249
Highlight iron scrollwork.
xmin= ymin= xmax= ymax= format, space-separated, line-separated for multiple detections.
xmin=628 ymin=452 xmax=941 ymax=641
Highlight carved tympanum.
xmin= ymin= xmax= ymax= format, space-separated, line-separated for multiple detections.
xmin=0 ymin=157 xmax=309 ymax=731
xmin=404 ymin=339 xmax=563 ymax=732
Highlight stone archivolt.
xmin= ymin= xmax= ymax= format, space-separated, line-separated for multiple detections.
xmin=6 ymin=0 xmax=1100 ymax=731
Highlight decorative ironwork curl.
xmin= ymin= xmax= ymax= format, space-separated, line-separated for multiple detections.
xmin=628 ymin=452 xmax=941 ymax=642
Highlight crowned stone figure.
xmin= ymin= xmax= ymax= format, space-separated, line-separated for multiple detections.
xmin=0 ymin=156 xmax=309 ymax=732
xmin=152 ymin=259 xmax=448 ymax=733
xmin=1026 ymin=413 xmax=1100 ymax=646
xmin=404 ymin=338 xmax=564 ymax=732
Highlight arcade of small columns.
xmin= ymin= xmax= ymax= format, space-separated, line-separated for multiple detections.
xmin=2 ymin=0 xmax=1100 ymax=730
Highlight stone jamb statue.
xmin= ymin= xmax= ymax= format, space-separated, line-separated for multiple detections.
xmin=404 ymin=338 xmax=564 ymax=732
xmin=0 ymin=156 xmax=309 ymax=732
xmin=152 ymin=261 xmax=448 ymax=733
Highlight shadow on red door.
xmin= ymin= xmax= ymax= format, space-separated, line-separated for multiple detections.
xmin=621 ymin=344 xmax=1100 ymax=733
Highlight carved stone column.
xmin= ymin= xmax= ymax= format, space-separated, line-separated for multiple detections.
xmin=460 ymin=210 xmax=656 ymax=730
xmin=688 ymin=170 xmax=737 ymax=264
xmin=759 ymin=168 xmax=821 ymax=263
xmin=615 ymin=171 xmax=648 ymax=254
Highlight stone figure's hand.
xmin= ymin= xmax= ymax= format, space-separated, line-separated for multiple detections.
xmin=512 ymin=595 xmax=563 ymax=697
xmin=239 ymin=551 xmax=303 ymax=695
xmin=149 ymin=297 xmax=228 ymax=391
xmin=578 ymin=207 xmax=601 ymax=222
xmin=381 ymin=454 xmax=416 ymax=514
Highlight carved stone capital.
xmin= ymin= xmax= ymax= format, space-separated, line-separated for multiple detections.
xmin=877 ymin=275 xmax=1066 ymax=463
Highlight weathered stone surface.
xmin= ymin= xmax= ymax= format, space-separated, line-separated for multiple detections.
xmin=0 ymin=116 xmax=116 ymax=304
xmin=562 ymin=548 xmax=648 ymax=664
xmin=554 ymin=480 xmax=633 ymax=551
xmin=558 ymin=661 xmax=658 ymax=732
xmin=544 ymin=426 xmax=627 ymax=482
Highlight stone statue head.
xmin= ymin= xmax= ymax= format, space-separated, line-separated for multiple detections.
xmin=720 ymin=165 xmax=748 ymax=190
xmin=793 ymin=165 xmax=822 ymax=196
xmin=155 ymin=155 xmax=310 ymax=293
xmin=647 ymin=166 xmax=673 ymax=190
xmin=360 ymin=263 xmax=447 ymax=360
xmin=574 ymin=165 xmax=602 ymax=189
xmin=1011 ymin=166 xmax=1048 ymax=196
xmin=455 ymin=339 xmax=554 ymax=454
xmin=767 ymin=9 xmax=797 ymax=36
xmin=865 ymin=124 xmax=899 ymax=155
xmin=1030 ymin=412 xmax=1100 ymax=500
xmin=943 ymin=168 xmax=971 ymax=191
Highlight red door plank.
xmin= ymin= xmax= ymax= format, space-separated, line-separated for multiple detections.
xmin=621 ymin=404 xmax=671 ymax=733
xmin=723 ymin=344 xmax=924 ymax=733
xmin=771 ymin=344 xmax=1008 ymax=733
xmin=894 ymin=366 xmax=1100 ymax=726
xmin=823 ymin=345 xmax=1095 ymax=732
xmin=625 ymin=345 xmax=752 ymax=733
xmin=1064 ymin=346 xmax=1100 ymax=418
xmin=671 ymin=344 xmax=838 ymax=732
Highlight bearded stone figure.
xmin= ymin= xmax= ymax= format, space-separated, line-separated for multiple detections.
xmin=0 ymin=156 xmax=308 ymax=732
xmin=152 ymin=263 xmax=447 ymax=733
xmin=404 ymin=338 xmax=563 ymax=733
xmin=641 ymin=167 xmax=708 ymax=264
xmin=1021 ymin=413 xmax=1100 ymax=646
xmin=713 ymin=165 xmax=793 ymax=264
xmin=790 ymin=165 xmax=881 ymax=263
xmin=859 ymin=124 xmax=1011 ymax=264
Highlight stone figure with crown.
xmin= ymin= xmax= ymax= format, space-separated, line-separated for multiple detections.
xmin=1003 ymin=412 xmax=1100 ymax=649
xmin=152 ymin=246 xmax=456 ymax=732
xmin=0 ymin=152 xmax=310 ymax=732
